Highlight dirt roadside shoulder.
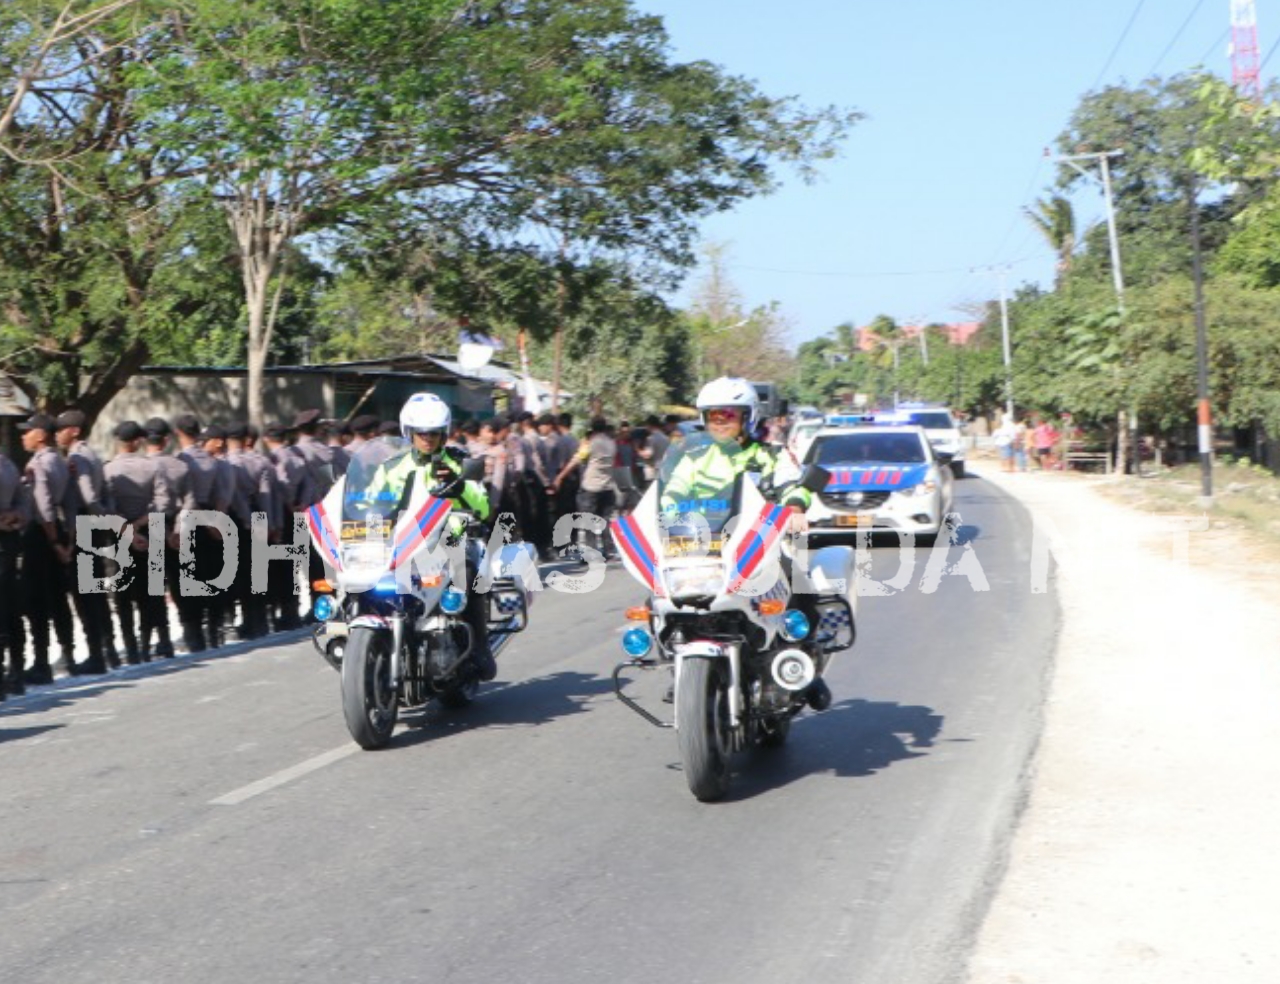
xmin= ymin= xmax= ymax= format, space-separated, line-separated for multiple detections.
xmin=963 ymin=466 xmax=1280 ymax=984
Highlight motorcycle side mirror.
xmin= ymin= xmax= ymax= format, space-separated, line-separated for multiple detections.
xmin=798 ymin=464 xmax=831 ymax=493
xmin=461 ymin=457 xmax=485 ymax=483
xmin=934 ymin=450 xmax=955 ymax=464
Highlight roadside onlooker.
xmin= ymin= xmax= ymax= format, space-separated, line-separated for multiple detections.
xmin=993 ymin=413 xmax=1017 ymax=473
xmin=1033 ymin=415 xmax=1059 ymax=470
xmin=1013 ymin=416 xmax=1030 ymax=472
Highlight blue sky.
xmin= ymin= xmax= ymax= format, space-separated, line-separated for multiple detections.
xmin=636 ymin=0 xmax=1261 ymax=346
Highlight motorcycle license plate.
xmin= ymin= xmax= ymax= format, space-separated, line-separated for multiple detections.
xmin=835 ymin=513 xmax=875 ymax=528
xmin=663 ymin=536 xmax=723 ymax=558
xmin=341 ymin=520 xmax=392 ymax=541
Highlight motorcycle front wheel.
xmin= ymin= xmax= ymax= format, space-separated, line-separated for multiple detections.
xmin=342 ymin=627 xmax=399 ymax=749
xmin=676 ymin=658 xmax=733 ymax=801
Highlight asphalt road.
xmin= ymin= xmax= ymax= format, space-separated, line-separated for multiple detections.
xmin=0 ymin=473 xmax=1057 ymax=984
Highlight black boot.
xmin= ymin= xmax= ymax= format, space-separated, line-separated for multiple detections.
xmin=805 ymin=677 xmax=832 ymax=711
xmin=182 ymin=623 xmax=207 ymax=653
xmin=471 ymin=639 xmax=497 ymax=682
xmin=24 ymin=659 xmax=53 ymax=686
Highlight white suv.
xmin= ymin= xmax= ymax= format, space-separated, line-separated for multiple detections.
xmin=875 ymin=406 xmax=966 ymax=478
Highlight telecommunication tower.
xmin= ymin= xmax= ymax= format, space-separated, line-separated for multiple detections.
xmin=1230 ymin=0 xmax=1262 ymax=99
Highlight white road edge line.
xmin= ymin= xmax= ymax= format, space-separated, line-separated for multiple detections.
xmin=210 ymin=745 xmax=358 ymax=806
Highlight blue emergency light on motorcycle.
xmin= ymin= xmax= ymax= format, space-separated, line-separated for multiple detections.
xmin=440 ymin=588 xmax=466 ymax=614
xmin=621 ymin=627 xmax=652 ymax=658
xmin=781 ymin=609 xmax=811 ymax=642
xmin=312 ymin=595 xmax=335 ymax=621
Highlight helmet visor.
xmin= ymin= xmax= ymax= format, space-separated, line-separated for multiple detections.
xmin=703 ymin=407 xmax=744 ymax=425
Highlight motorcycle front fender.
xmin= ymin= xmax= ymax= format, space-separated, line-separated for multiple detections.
xmin=673 ymin=641 xmax=743 ymax=729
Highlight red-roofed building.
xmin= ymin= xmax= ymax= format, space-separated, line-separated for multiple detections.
xmin=855 ymin=322 xmax=981 ymax=351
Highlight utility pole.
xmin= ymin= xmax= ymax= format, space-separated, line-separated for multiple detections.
xmin=1053 ymin=148 xmax=1129 ymax=471
xmin=973 ymin=265 xmax=1014 ymax=420
xmin=1052 ymin=149 xmax=1126 ymax=312
xmin=1189 ymin=182 xmax=1213 ymax=504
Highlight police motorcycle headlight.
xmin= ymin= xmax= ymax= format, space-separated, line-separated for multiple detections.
xmin=621 ymin=627 xmax=652 ymax=657
xmin=664 ymin=563 xmax=724 ymax=599
xmin=373 ymin=573 xmax=400 ymax=595
xmin=780 ymin=609 xmax=810 ymax=642
xmin=313 ymin=595 xmax=336 ymax=621
xmin=440 ymin=588 xmax=466 ymax=614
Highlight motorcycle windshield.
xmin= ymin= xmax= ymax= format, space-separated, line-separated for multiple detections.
xmin=341 ymin=441 xmax=413 ymax=543
xmin=657 ymin=433 xmax=742 ymax=558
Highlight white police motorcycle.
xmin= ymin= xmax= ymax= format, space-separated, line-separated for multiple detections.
xmin=610 ymin=434 xmax=857 ymax=801
xmin=308 ymin=440 xmax=533 ymax=749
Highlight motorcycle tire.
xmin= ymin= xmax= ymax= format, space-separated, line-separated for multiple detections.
xmin=676 ymin=658 xmax=732 ymax=802
xmin=342 ymin=627 xmax=399 ymax=749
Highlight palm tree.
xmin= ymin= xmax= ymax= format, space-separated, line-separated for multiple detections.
xmin=1024 ymin=195 xmax=1077 ymax=285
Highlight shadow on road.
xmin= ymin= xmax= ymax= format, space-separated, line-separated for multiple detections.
xmin=722 ymin=697 xmax=945 ymax=801
xmin=390 ymin=670 xmax=616 ymax=748
xmin=0 ymin=722 xmax=65 ymax=744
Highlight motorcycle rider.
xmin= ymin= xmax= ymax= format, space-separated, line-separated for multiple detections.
xmin=663 ymin=376 xmax=831 ymax=710
xmin=373 ymin=393 xmax=498 ymax=682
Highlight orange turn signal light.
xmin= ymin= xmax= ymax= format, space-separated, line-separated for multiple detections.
xmin=417 ymin=573 xmax=444 ymax=588
xmin=758 ymin=599 xmax=786 ymax=616
xmin=625 ymin=606 xmax=651 ymax=621
xmin=312 ymin=579 xmax=335 ymax=594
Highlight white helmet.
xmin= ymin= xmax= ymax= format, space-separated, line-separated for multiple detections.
xmin=399 ymin=392 xmax=451 ymax=440
xmin=696 ymin=376 xmax=759 ymax=432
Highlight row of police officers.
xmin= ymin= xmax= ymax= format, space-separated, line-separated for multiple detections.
xmin=0 ymin=407 xmax=370 ymax=699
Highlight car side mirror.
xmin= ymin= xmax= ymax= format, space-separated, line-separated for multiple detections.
xmin=935 ymin=450 xmax=954 ymax=464
xmin=798 ymin=464 xmax=831 ymax=493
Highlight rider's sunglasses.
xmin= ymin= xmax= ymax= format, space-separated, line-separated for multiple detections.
xmin=412 ymin=428 xmax=446 ymax=440
xmin=704 ymin=407 xmax=742 ymax=424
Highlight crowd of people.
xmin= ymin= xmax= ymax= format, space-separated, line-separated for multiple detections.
xmin=0 ymin=405 xmax=740 ymax=699
xmin=992 ymin=412 xmax=1083 ymax=473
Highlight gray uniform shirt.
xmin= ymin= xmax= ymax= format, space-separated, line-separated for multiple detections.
xmin=67 ymin=438 xmax=108 ymax=515
xmin=293 ymin=436 xmax=334 ymax=506
xmin=104 ymin=451 xmax=168 ymax=523
xmin=25 ymin=446 xmax=71 ymax=528
xmin=270 ymin=447 xmax=313 ymax=516
xmin=227 ymin=449 xmax=275 ymax=530
xmin=148 ymin=451 xmax=195 ymax=521
xmin=0 ymin=454 xmax=31 ymax=528
xmin=179 ymin=447 xmax=233 ymax=512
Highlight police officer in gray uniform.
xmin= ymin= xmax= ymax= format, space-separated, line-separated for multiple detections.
xmin=144 ymin=417 xmax=192 ymax=658
xmin=262 ymin=422 xmax=311 ymax=631
xmin=18 ymin=413 xmax=78 ymax=683
xmin=226 ymin=422 xmax=274 ymax=639
xmin=0 ymin=447 xmax=31 ymax=696
xmin=104 ymin=420 xmax=169 ymax=663
xmin=56 ymin=409 xmax=116 ymax=673
xmin=175 ymin=415 xmax=234 ymax=651
xmin=291 ymin=409 xmax=334 ymax=615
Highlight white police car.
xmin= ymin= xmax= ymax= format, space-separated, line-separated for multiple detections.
xmin=876 ymin=405 xmax=967 ymax=477
xmin=802 ymin=424 xmax=953 ymax=545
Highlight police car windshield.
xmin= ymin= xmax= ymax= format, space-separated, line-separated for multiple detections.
xmin=903 ymin=412 xmax=953 ymax=430
xmin=809 ymin=432 xmax=925 ymax=465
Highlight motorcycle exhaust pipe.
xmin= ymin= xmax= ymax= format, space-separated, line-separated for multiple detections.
xmin=771 ymin=648 xmax=816 ymax=692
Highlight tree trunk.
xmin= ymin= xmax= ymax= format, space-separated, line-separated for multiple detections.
xmin=245 ymin=272 xmax=270 ymax=428
xmin=1116 ymin=410 xmax=1128 ymax=477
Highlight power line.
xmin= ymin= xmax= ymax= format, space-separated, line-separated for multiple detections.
xmin=1150 ymin=0 xmax=1209 ymax=77
xmin=1260 ymin=33 xmax=1280 ymax=74
xmin=730 ymin=253 xmax=1051 ymax=280
xmin=1092 ymin=0 xmax=1149 ymax=91
xmin=1200 ymin=27 xmax=1230 ymax=66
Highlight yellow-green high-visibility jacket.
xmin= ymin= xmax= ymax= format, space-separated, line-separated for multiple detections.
xmin=660 ymin=439 xmax=811 ymax=513
xmin=373 ymin=449 xmax=491 ymax=527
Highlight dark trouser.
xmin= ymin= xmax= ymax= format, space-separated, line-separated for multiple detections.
xmin=0 ymin=531 xmax=23 ymax=681
xmin=523 ymin=475 xmax=552 ymax=556
xmin=238 ymin=523 xmax=268 ymax=638
xmin=575 ymin=488 xmax=616 ymax=558
xmin=22 ymin=526 xmax=74 ymax=669
xmin=175 ymin=526 xmax=228 ymax=649
xmin=113 ymin=545 xmax=154 ymax=660
xmin=462 ymin=547 xmax=490 ymax=659
xmin=553 ymin=473 xmax=580 ymax=531
xmin=72 ymin=524 xmax=118 ymax=666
